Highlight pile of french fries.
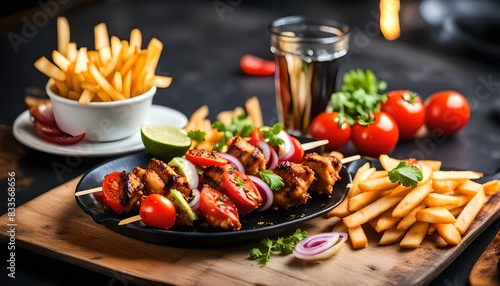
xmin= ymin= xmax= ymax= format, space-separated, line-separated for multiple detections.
xmin=183 ymin=96 xmax=264 ymax=151
xmin=329 ymin=154 xmax=499 ymax=249
xmin=34 ymin=17 xmax=172 ymax=104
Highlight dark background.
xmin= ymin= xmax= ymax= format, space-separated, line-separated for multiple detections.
xmin=1 ymin=0 xmax=500 ymax=285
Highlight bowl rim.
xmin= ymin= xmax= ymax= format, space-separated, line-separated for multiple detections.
xmin=46 ymin=78 xmax=157 ymax=107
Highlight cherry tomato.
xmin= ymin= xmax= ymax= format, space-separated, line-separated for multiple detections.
xmin=185 ymin=149 xmax=228 ymax=167
xmin=248 ymin=127 xmax=263 ymax=146
xmin=288 ymin=135 xmax=304 ymax=163
xmin=139 ymin=194 xmax=177 ymax=229
xmin=240 ymin=54 xmax=275 ymax=76
xmin=199 ymin=185 xmax=241 ymax=230
xmin=381 ymin=90 xmax=426 ymax=141
xmin=222 ymin=167 xmax=262 ymax=214
xmin=424 ymin=90 xmax=470 ymax=136
xmin=351 ymin=112 xmax=399 ymax=157
xmin=308 ymin=112 xmax=351 ymax=151
xmin=102 ymin=171 xmax=126 ymax=215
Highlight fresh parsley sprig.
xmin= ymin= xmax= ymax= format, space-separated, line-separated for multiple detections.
xmin=212 ymin=112 xmax=255 ymax=152
xmin=260 ymin=123 xmax=285 ymax=147
xmin=329 ymin=68 xmax=388 ymax=126
xmin=388 ymin=161 xmax=423 ymax=188
xmin=259 ymin=170 xmax=284 ymax=191
xmin=249 ymin=229 xmax=309 ymax=265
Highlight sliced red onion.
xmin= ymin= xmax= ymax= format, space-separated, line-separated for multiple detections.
xmin=220 ymin=153 xmax=245 ymax=174
xmin=277 ymin=130 xmax=295 ymax=162
xmin=188 ymin=188 xmax=201 ymax=211
xmin=266 ymin=147 xmax=279 ymax=170
xmin=293 ymin=232 xmax=348 ymax=261
xmin=248 ymin=175 xmax=273 ymax=212
xmin=256 ymin=140 xmax=278 ymax=170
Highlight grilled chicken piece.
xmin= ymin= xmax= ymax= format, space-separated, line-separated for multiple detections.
xmin=199 ymin=165 xmax=226 ymax=189
xmin=301 ymin=152 xmax=342 ymax=195
xmin=142 ymin=168 xmax=166 ymax=196
xmin=226 ymin=136 xmax=266 ymax=176
xmin=272 ymin=161 xmax=315 ymax=209
xmin=146 ymin=158 xmax=192 ymax=198
xmin=119 ymin=171 xmax=145 ymax=212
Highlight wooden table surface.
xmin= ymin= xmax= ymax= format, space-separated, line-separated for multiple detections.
xmin=1 ymin=174 xmax=498 ymax=286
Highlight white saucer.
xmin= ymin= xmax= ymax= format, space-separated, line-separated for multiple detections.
xmin=13 ymin=105 xmax=188 ymax=157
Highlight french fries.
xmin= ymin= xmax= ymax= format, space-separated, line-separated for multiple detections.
xmin=327 ymin=154 xmax=499 ymax=249
xmin=183 ymin=96 xmax=264 ymax=152
xmin=34 ymin=16 xmax=172 ymax=104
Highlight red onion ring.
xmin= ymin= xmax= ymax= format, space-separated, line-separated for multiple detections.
xmin=188 ymin=188 xmax=201 ymax=211
xmin=220 ymin=153 xmax=245 ymax=174
xmin=256 ymin=140 xmax=278 ymax=170
xmin=293 ymin=232 xmax=348 ymax=261
xmin=248 ymin=175 xmax=273 ymax=212
xmin=277 ymin=130 xmax=295 ymax=162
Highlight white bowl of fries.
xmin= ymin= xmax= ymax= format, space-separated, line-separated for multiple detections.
xmin=46 ymin=78 xmax=157 ymax=142
xmin=34 ymin=17 xmax=174 ymax=142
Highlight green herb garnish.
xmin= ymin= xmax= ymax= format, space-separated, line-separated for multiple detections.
xmin=212 ymin=112 xmax=255 ymax=152
xmin=329 ymin=68 xmax=387 ymax=126
xmin=388 ymin=161 xmax=423 ymax=188
xmin=249 ymin=229 xmax=309 ymax=265
xmin=260 ymin=123 xmax=285 ymax=147
xmin=258 ymin=170 xmax=284 ymax=191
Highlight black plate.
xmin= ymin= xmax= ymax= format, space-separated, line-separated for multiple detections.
xmin=75 ymin=150 xmax=352 ymax=248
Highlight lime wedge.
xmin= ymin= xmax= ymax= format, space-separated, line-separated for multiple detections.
xmin=141 ymin=125 xmax=192 ymax=162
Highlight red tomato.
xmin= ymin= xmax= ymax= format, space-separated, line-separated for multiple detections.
xmin=102 ymin=171 xmax=126 ymax=215
xmin=185 ymin=149 xmax=228 ymax=167
xmin=240 ymin=54 xmax=275 ymax=76
xmin=381 ymin=90 xmax=426 ymax=141
xmin=351 ymin=112 xmax=399 ymax=157
xmin=33 ymin=126 xmax=86 ymax=145
xmin=308 ymin=112 xmax=351 ymax=151
xmin=30 ymin=104 xmax=86 ymax=145
xmin=139 ymin=194 xmax=177 ymax=229
xmin=199 ymin=185 xmax=241 ymax=230
xmin=29 ymin=104 xmax=57 ymax=127
xmin=248 ymin=128 xmax=263 ymax=146
xmin=288 ymin=135 xmax=304 ymax=163
xmin=424 ymin=90 xmax=470 ymax=136
xmin=222 ymin=168 xmax=262 ymax=214
xmin=34 ymin=120 xmax=65 ymax=137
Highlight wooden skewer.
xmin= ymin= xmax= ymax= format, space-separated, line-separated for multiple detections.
xmin=340 ymin=155 xmax=361 ymax=164
xmin=75 ymin=186 xmax=102 ymax=196
xmin=118 ymin=215 xmax=141 ymax=225
xmin=301 ymin=139 xmax=329 ymax=151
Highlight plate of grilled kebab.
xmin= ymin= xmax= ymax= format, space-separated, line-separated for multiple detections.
xmin=75 ymin=136 xmax=352 ymax=247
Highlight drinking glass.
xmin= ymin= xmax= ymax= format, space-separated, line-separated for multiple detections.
xmin=269 ymin=16 xmax=350 ymax=135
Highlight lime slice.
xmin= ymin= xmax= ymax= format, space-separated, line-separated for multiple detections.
xmin=141 ymin=125 xmax=192 ymax=162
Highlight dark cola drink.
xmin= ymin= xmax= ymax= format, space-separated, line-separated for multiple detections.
xmin=270 ymin=16 xmax=350 ymax=134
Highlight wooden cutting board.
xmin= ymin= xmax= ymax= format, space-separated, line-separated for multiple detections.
xmin=469 ymin=230 xmax=500 ymax=286
xmin=1 ymin=176 xmax=499 ymax=286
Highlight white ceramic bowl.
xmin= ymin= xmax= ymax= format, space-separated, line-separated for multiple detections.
xmin=46 ymin=79 xmax=156 ymax=142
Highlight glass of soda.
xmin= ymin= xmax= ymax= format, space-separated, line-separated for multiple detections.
xmin=269 ymin=16 xmax=350 ymax=135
